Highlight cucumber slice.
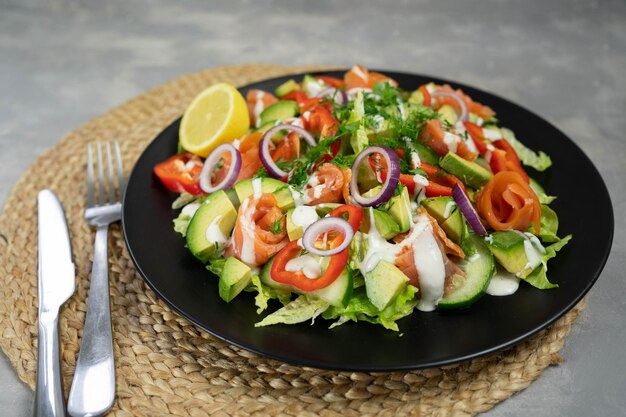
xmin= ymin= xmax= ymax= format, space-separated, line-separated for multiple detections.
xmin=259 ymin=257 xmax=295 ymax=292
xmin=311 ymin=268 xmax=353 ymax=307
xmin=437 ymin=233 xmax=495 ymax=309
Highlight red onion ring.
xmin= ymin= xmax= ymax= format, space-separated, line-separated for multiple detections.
xmin=199 ymin=143 xmax=242 ymax=193
xmin=302 ymin=217 xmax=354 ymax=257
xmin=431 ymin=90 xmax=469 ymax=122
xmin=260 ymin=124 xmax=316 ymax=179
xmin=452 ymin=183 xmax=488 ymax=235
xmin=350 ymin=146 xmax=400 ymax=207
xmin=316 ymin=87 xmax=348 ymax=105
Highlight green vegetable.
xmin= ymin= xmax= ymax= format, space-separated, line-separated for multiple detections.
xmin=523 ymin=235 xmax=572 ymax=289
xmin=255 ymin=295 xmax=329 ymax=327
xmin=501 ymin=128 xmax=552 ymax=171
xmin=173 ymin=213 xmax=191 ymax=237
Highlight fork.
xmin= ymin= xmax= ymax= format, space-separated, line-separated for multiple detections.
xmin=67 ymin=142 xmax=123 ymax=417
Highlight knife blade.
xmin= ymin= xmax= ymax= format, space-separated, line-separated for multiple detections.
xmin=33 ymin=189 xmax=75 ymax=417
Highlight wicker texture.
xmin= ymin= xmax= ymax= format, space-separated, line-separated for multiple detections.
xmin=0 ymin=64 xmax=585 ymax=417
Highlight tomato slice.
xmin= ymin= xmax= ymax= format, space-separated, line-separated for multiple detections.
xmin=463 ymin=121 xmax=489 ymax=155
xmin=419 ymin=85 xmax=432 ymax=107
xmin=153 ymin=153 xmax=204 ymax=195
xmin=315 ymin=75 xmax=345 ymax=88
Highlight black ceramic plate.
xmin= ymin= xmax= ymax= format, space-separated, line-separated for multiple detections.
xmin=122 ymin=70 xmax=613 ymax=371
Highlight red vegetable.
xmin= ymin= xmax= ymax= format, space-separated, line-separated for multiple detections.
xmin=153 ymin=153 xmax=204 ymax=195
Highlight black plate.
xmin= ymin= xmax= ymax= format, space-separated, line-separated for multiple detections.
xmin=122 ymin=70 xmax=613 ymax=371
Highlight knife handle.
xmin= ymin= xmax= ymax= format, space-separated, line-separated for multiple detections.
xmin=67 ymin=225 xmax=115 ymax=417
xmin=33 ymin=310 xmax=66 ymax=417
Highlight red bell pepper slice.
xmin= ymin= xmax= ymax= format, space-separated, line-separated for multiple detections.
xmin=270 ymin=205 xmax=356 ymax=292
xmin=315 ymin=75 xmax=345 ymax=88
xmin=153 ymin=153 xmax=204 ymax=195
xmin=270 ymin=241 xmax=349 ymax=292
xmin=463 ymin=121 xmax=489 ymax=156
xmin=419 ymin=85 xmax=432 ymax=107
xmin=492 ymin=139 xmax=529 ymax=182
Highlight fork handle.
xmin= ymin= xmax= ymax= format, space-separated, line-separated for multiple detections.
xmin=67 ymin=225 xmax=115 ymax=417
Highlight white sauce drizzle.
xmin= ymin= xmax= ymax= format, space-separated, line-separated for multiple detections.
xmin=291 ymin=206 xmax=319 ymax=230
xmin=443 ymin=132 xmax=462 ymax=153
xmin=205 ymin=215 xmax=229 ymax=251
xmin=410 ymin=151 xmax=421 ymax=170
xmin=397 ymin=97 xmax=406 ymax=120
xmin=285 ymin=254 xmax=322 ymax=279
xmin=372 ymin=115 xmax=385 ymax=131
xmin=239 ymin=198 xmax=257 ymax=265
xmin=483 ymin=128 xmax=502 ymax=140
xmin=181 ymin=203 xmax=200 ymax=217
xmin=288 ymin=186 xmax=305 ymax=207
xmin=359 ymin=208 xmax=401 ymax=275
xmin=486 ymin=267 xmax=520 ymax=296
xmin=412 ymin=223 xmax=446 ymax=312
xmin=522 ymin=232 xmax=546 ymax=273
xmin=252 ymin=177 xmax=263 ymax=198
xmin=253 ymin=91 xmax=265 ymax=128
xmin=443 ymin=201 xmax=457 ymax=218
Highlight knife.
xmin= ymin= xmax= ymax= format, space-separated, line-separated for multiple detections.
xmin=33 ymin=190 xmax=75 ymax=417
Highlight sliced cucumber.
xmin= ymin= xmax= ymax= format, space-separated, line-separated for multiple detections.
xmin=259 ymin=256 xmax=295 ymax=292
xmin=437 ymin=233 xmax=495 ymax=309
xmin=311 ymin=268 xmax=353 ymax=308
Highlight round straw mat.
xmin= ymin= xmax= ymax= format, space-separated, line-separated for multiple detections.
xmin=0 ymin=64 xmax=586 ymax=417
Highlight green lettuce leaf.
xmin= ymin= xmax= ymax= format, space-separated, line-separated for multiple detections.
xmin=206 ymin=258 xmax=227 ymax=277
xmin=350 ymin=126 xmax=370 ymax=154
xmin=501 ymin=128 xmax=552 ymax=171
xmin=529 ymin=204 xmax=561 ymax=243
xmin=522 ymin=235 xmax=572 ymax=290
xmin=171 ymin=192 xmax=197 ymax=209
xmin=173 ymin=213 xmax=192 ymax=237
xmin=248 ymin=275 xmax=291 ymax=314
xmin=323 ymin=286 xmax=418 ymax=332
xmin=255 ymin=295 xmax=329 ymax=327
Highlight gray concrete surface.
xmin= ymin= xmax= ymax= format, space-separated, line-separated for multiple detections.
xmin=1 ymin=0 xmax=624 ymax=415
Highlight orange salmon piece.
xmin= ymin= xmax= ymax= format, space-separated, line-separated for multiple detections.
xmin=304 ymin=163 xmax=346 ymax=205
xmin=229 ymin=193 xmax=288 ymax=266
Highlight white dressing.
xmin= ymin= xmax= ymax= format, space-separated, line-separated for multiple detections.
xmin=359 ymin=208 xmax=401 ymax=275
xmin=443 ymin=131 xmax=461 ymax=153
xmin=522 ymin=232 xmax=546 ymax=273
xmin=288 ymin=186 xmax=305 ymax=207
xmin=443 ymin=201 xmax=457 ymax=218
xmin=239 ymin=198 xmax=257 ymax=265
xmin=410 ymin=151 xmax=421 ymax=170
xmin=291 ymin=206 xmax=319 ymax=230
xmin=205 ymin=215 xmax=229 ymax=251
xmin=412 ymin=225 xmax=446 ymax=312
xmin=253 ymin=91 xmax=265 ymax=128
xmin=486 ymin=267 xmax=520 ymax=296
xmin=252 ymin=177 xmax=263 ymax=198
xmin=482 ymin=128 xmax=501 ymax=140
xmin=181 ymin=203 xmax=201 ymax=217
xmin=286 ymin=254 xmax=322 ymax=279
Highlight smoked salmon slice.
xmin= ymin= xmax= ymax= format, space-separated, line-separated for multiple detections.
xmin=304 ymin=163 xmax=349 ymax=205
xmin=228 ymin=193 xmax=288 ymax=266
xmin=418 ymin=119 xmax=477 ymax=160
xmin=475 ymin=171 xmax=541 ymax=234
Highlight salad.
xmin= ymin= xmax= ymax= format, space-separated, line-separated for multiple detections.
xmin=153 ymin=65 xmax=571 ymax=331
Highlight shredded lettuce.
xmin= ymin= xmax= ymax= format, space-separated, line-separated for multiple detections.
xmin=501 ymin=128 xmax=552 ymax=171
xmin=173 ymin=213 xmax=192 ymax=237
xmin=171 ymin=192 xmax=198 ymax=209
xmin=206 ymin=258 xmax=226 ymax=277
xmin=350 ymin=126 xmax=370 ymax=154
xmin=255 ymin=295 xmax=329 ymax=327
xmin=323 ymin=285 xmax=418 ymax=332
xmin=530 ymin=204 xmax=561 ymax=243
xmin=248 ymin=275 xmax=291 ymax=314
xmin=523 ymin=235 xmax=572 ymax=289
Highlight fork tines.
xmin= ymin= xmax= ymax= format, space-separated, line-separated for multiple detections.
xmin=86 ymin=142 xmax=125 ymax=207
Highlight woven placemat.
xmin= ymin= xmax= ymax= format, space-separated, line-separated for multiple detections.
xmin=0 ymin=64 xmax=586 ymax=417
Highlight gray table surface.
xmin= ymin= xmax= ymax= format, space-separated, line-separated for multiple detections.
xmin=1 ymin=0 xmax=624 ymax=415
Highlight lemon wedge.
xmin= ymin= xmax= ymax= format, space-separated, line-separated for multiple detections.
xmin=179 ymin=83 xmax=250 ymax=157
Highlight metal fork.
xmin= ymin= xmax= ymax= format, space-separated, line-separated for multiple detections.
xmin=67 ymin=142 xmax=123 ymax=417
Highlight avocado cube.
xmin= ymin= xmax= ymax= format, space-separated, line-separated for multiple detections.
xmin=437 ymin=104 xmax=458 ymax=125
xmin=219 ymin=257 xmax=253 ymax=302
xmin=259 ymin=100 xmax=299 ymax=126
xmin=186 ymin=191 xmax=237 ymax=263
xmin=361 ymin=208 xmax=400 ymax=240
xmin=485 ymin=231 xmax=538 ymax=278
xmin=286 ymin=206 xmax=319 ymax=242
xmin=272 ymin=186 xmax=296 ymax=212
xmin=274 ymin=79 xmax=300 ymax=98
xmin=364 ymin=260 xmax=409 ymax=310
xmin=439 ymin=151 xmax=493 ymax=189
xmin=234 ymin=177 xmax=284 ymax=203
xmin=387 ymin=185 xmax=412 ymax=233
